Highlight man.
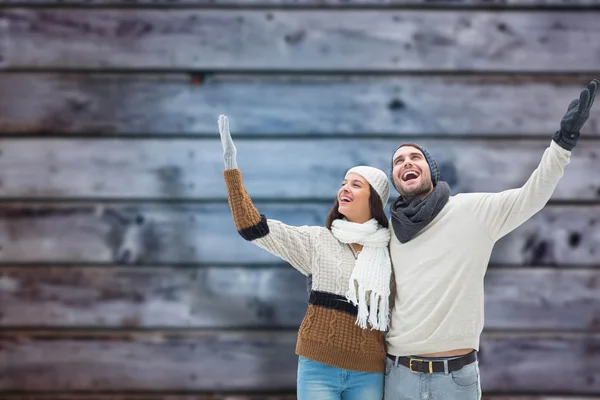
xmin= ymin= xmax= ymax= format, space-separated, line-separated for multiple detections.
xmin=384 ymin=79 xmax=598 ymax=400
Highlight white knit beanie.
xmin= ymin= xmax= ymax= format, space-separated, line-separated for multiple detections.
xmin=345 ymin=166 xmax=390 ymax=205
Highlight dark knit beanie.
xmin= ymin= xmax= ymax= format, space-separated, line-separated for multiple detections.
xmin=391 ymin=143 xmax=440 ymax=186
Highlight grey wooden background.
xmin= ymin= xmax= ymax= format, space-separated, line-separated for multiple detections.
xmin=0 ymin=1 xmax=600 ymax=399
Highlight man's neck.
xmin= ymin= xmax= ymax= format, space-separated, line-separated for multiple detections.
xmin=401 ymin=194 xmax=418 ymax=203
xmin=402 ymin=191 xmax=431 ymax=203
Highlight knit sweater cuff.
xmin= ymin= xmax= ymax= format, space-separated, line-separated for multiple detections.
xmin=239 ymin=214 xmax=270 ymax=241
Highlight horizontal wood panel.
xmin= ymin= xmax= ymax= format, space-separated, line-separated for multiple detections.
xmin=0 ymin=331 xmax=599 ymax=392
xmin=2 ymin=397 xmax=598 ymax=400
xmin=1 ymin=267 xmax=599 ymax=330
xmin=0 ymin=396 xmax=296 ymax=400
xmin=3 ymin=0 xmax=600 ymax=6
xmin=2 ymin=10 xmax=600 ymax=71
xmin=0 ymin=266 xmax=310 ymax=329
xmin=1 ymin=397 xmax=598 ymax=400
xmin=14 ymin=397 xmax=577 ymax=400
xmin=0 ymin=203 xmax=598 ymax=265
xmin=0 ymin=330 xmax=298 ymax=391
xmin=1 ymin=139 xmax=599 ymax=200
xmin=0 ymin=396 xmax=298 ymax=400
xmin=0 ymin=396 xmax=295 ymax=400
xmin=1 ymin=74 xmax=598 ymax=136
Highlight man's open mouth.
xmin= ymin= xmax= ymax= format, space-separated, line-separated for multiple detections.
xmin=402 ymin=170 xmax=420 ymax=182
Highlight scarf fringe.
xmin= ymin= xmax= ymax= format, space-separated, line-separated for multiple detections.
xmin=346 ymin=282 xmax=389 ymax=331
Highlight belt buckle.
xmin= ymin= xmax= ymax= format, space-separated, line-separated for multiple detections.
xmin=409 ymin=358 xmax=433 ymax=374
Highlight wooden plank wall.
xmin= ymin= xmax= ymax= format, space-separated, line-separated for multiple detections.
xmin=1 ymin=1 xmax=600 ymax=399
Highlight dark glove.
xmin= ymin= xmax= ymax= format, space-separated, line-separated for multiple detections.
xmin=553 ymin=79 xmax=598 ymax=151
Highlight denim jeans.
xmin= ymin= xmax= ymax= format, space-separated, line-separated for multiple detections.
xmin=384 ymin=355 xmax=481 ymax=400
xmin=297 ymin=356 xmax=384 ymax=400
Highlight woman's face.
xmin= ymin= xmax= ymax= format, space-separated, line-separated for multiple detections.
xmin=337 ymin=173 xmax=372 ymax=224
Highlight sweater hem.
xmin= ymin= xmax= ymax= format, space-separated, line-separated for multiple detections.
xmin=296 ymin=338 xmax=385 ymax=373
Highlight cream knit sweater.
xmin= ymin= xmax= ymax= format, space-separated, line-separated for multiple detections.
xmin=386 ymin=141 xmax=571 ymax=356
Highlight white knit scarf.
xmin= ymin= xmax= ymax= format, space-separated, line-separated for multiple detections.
xmin=331 ymin=218 xmax=391 ymax=331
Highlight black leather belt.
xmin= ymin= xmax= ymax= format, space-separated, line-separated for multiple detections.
xmin=387 ymin=350 xmax=477 ymax=374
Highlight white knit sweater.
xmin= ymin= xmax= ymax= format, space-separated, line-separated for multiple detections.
xmin=255 ymin=221 xmax=362 ymax=294
xmin=386 ymin=141 xmax=571 ymax=356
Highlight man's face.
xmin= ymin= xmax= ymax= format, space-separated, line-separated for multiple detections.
xmin=391 ymin=146 xmax=434 ymax=200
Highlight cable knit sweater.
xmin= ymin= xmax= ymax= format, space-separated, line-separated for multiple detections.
xmin=223 ymin=168 xmax=387 ymax=373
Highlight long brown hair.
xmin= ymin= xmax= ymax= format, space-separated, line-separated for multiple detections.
xmin=325 ymin=185 xmax=389 ymax=229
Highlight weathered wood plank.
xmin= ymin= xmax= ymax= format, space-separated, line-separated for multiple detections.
xmin=1 ymin=139 xmax=599 ymax=200
xmin=487 ymin=399 xmax=600 ymax=400
xmin=0 ymin=396 xmax=295 ymax=400
xmin=0 ymin=396 xmax=296 ymax=400
xmin=2 ymin=10 xmax=600 ymax=71
xmin=3 ymin=0 xmax=600 ymax=6
xmin=0 ymin=266 xmax=310 ymax=329
xmin=0 ymin=331 xmax=598 ymax=392
xmin=481 ymin=334 xmax=600 ymax=392
xmin=1 ymin=74 xmax=598 ymax=136
xmin=484 ymin=269 xmax=600 ymax=331
xmin=0 ymin=396 xmax=297 ymax=400
xmin=0 ymin=397 xmax=597 ymax=400
xmin=1 ymin=267 xmax=599 ymax=330
xmin=0 ymin=330 xmax=298 ymax=391
xmin=0 ymin=203 xmax=597 ymax=265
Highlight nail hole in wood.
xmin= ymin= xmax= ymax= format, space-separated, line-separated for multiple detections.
xmin=190 ymin=74 xmax=204 ymax=86
xmin=388 ymin=99 xmax=405 ymax=110
xmin=569 ymin=232 xmax=581 ymax=248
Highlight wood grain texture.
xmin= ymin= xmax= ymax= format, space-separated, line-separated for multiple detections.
xmin=1 ymin=139 xmax=598 ymax=200
xmin=1 ymin=397 xmax=599 ymax=400
xmin=0 ymin=203 xmax=597 ymax=265
xmin=28 ymin=395 xmax=571 ymax=400
xmin=1 ymin=74 xmax=598 ymax=136
xmin=1 ymin=397 xmax=598 ymax=400
xmin=3 ymin=397 xmax=599 ymax=400
xmin=0 ymin=396 xmax=297 ymax=400
xmin=2 ymin=10 xmax=600 ymax=71
xmin=2 ymin=0 xmax=600 ymax=6
xmin=0 ymin=266 xmax=311 ymax=329
xmin=487 ymin=399 xmax=600 ymax=400
xmin=0 ymin=396 xmax=296 ymax=400
xmin=0 ymin=330 xmax=299 ymax=391
xmin=1 ymin=267 xmax=600 ymax=330
xmin=0 ymin=331 xmax=599 ymax=392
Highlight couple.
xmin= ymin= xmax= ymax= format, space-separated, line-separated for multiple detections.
xmin=218 ymin=79 xmax=598 ymax=400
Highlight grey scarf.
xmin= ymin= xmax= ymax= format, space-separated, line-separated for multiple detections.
xmin=390 ymin=181 xmax=450 ymax=243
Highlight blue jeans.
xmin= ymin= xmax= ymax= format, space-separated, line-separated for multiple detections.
xmin=297 ymin=356 xmax=384 ymax=400
xmin=384 ymin=355 xmax=481 ymax=400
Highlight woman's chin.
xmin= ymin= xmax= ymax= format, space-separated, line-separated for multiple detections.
xmin=338 ymin=205 xmax=350 ymax=216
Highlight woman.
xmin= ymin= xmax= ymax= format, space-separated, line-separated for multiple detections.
xmin=218 ymin=115 xmax=392 ymax=400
